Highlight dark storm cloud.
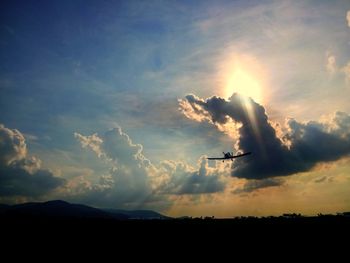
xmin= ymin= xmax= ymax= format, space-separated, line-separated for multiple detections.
xmin=0 ymin=124 xmax=65 ymax=197
xmin=180 ymin=93 xmax=350 ymax=179
xmin=0 ymin=165 xmax=65 ymax=196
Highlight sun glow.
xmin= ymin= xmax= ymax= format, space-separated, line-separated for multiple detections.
xmin=226 ymin=69 xmax=262 ymax=103
xmin=218 ymin=53 xmax=267 ymax=104
xmin=217 ymin=52 xmax=268 ymax=155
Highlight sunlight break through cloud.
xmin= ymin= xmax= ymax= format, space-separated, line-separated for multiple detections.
xmin=179 ymin=93 xmax=350 ymax=179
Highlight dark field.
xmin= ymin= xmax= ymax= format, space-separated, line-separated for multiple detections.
xmin=2 ymin=201 xmax=349 ymax=244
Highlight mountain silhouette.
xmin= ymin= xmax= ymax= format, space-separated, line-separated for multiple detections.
xmin=104 ymin=208 xmax=171 ymax=219
xmin=0 ymin=200 xmax=110 ymax=219
xmin=0 ymin=200 xmax=172 ymax=220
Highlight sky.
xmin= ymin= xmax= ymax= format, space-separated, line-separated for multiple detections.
xmin=1 ymin=0 xmax=350 ymax=217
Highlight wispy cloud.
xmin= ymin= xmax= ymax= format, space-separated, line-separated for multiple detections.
xmin=342 ymin=62 xmax=350 ymax=83
xmin=325 ymin=53 xmax=350 ymax=84
xmin=326 ymin=54 xmax=337 ymax=75
xmin=232 ymin=178 xmax=283 ymax=194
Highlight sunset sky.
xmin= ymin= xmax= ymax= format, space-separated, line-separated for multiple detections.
xmin=1 ymin=0 xmax=350 ymax=217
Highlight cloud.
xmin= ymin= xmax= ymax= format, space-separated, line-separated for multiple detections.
xmin=342 ymin=61 xmax=350 ymax=82
xmin=347 ymin=10 xmax=350 ymax=27
xmin=73 ymin=133 xmax=104 ymax=158
xmin=74 ymin=127 xmax=227 ymax=209
xmin=325 ymin=54 xmax=350 ymax=83
xmin=0 ymin=124 xmax=65 ymax=197
xmin=232 ymin=178 xmax=283 ymax=194
xmin=156 ymin=157 xmax=226 ymax=195
xmin=179 ymin=93 xmax=350 ymax=179
xmin=314 ymin=176 xmax=327 ymax=183
xmin=102 ymin=128 xmax=151 ymax=167
xmin=326 ymin=54 xmax=337 ymax=75
xmin=0 ymin=124 xmax=27 ymax=166
xmin=74 ymin=128 xmax=153 ymax=208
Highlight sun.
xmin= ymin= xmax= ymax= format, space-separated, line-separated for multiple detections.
xmin=219 ymin=55 xmax=267 ymax=155
xmin=225 ymin=69 xmax=262 ymax=103
xmin=218 ymin=52 xmax=267 ymax=104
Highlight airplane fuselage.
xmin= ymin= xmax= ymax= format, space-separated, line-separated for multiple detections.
xmin=207 ymin=151 xmax=252 ymax=162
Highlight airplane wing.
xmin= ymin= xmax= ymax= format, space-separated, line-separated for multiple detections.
xmin=207 ymin=152 xmax=252 ymax=160
xmin=230 ymin=152 xmax=252 ymax=158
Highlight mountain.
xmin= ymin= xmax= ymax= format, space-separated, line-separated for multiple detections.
xmin=104 ymin=209 xmax=171 ymax=219
xmin=0 ymin=200 xmax=126 ymax=220
xmin=0 ymin=200 xmax=169 ymax=220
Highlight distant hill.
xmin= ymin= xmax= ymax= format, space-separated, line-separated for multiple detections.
xmin=0 ymin=200 xmax=169 ymax=220
xmin=104 ymin=208 xmax=171 ymax=219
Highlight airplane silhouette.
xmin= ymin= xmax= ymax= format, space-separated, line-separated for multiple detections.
xmin=207 ymin=151 xmax=251 ymax=162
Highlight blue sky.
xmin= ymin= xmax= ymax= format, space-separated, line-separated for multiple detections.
xmin=1 ymin=0 xmax=350 ymax=216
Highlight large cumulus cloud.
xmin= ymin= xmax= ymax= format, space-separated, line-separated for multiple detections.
xmin=179 ymin=93 xmax=350 ymax=179
xmin=0 ymin=124 xmax=65 ymax=197
xmin=74 ymin=128 xmax=153 ymax=208
xmin=156 ymin=157 xmax=226 ymax=195
xmin=74 ymin=127 xmax=226 ymax=209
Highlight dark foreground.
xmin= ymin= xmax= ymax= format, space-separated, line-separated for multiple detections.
xmin=2 ymin=200 xmax=350 ymax=249
xmin=2 ymin=215 xmax=350 ymax=236
xmin=2 ymin=216 xmax=349 ymax=255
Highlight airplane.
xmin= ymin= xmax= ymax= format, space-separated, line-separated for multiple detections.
xmin=207 ymin=151 xmax=252 ymax=162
